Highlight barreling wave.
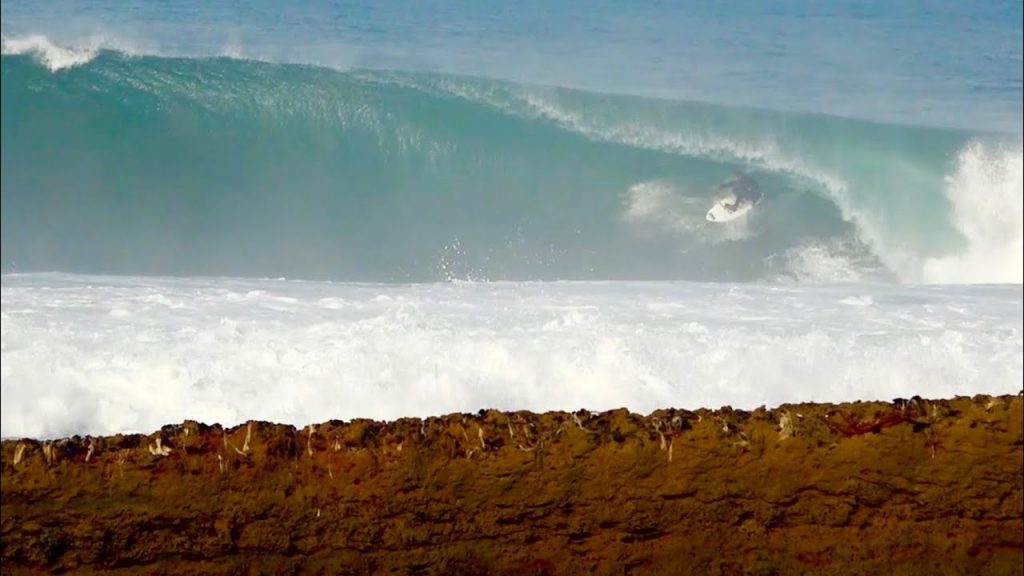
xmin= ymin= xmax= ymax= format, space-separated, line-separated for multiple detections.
xmin=2 ymin=39 xmax=1021 ymax=284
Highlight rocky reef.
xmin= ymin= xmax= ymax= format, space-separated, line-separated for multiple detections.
xmin=2 ymin=394 xmax=1022 ymax=575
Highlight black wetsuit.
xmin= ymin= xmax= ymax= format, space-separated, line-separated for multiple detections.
xmin=723 ymin=174 xmax=762 ymax=210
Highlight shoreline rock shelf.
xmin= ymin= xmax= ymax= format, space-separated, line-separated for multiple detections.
xmin=2 ymin=395 xmax=1022 ymax=575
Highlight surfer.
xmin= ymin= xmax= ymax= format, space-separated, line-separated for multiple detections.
xmin=717 ymin=170 xmax=762 ymax=213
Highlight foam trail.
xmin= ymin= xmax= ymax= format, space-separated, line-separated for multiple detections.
xmin=621 ymin=180 xmax=701 ymax=235
xmin=773 ymin=238 xmax=887 ymax=284
xmin=2 ymin=274 xmax=1020 ymax=439
xmin=924 ymin=140 xmax=1024 ymax=284
xmin=621 ymin=180 xmax=753 ymax=244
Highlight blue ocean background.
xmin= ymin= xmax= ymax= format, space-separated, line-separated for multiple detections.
xmin=2 ymin=0 xmax=1022 ymax=283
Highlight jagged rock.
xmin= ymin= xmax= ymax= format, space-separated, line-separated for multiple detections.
xmin=2 ymin=395 xmax=1021 ymax=575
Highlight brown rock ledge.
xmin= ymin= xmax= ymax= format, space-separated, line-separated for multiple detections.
xmin=2 ymin=395 xmax=1022 ymax=575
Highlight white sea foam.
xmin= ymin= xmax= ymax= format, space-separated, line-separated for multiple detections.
xmin=0 ymin=33 xmax=152 ymax=71
xmin=2 ymin=273 xmax=1020 ymax=439
xmin=621 ymin=180 xmax=753 ymax=243
xmin=923 ymin=140 xmax=1024 ymax=284
xmin=773 ymin=239 xmax=885 ymax=284
xmin=1 ymin=34 xmax=104 ymax=71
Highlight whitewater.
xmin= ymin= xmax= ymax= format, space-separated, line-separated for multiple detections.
xmin=1 ymin=1 xmax=1021 ymax=439
xmin=1 ymin=274 xmax=1020 ymax=439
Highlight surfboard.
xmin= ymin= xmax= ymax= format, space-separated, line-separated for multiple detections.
xmin=706 ymin=195 xmax=756 ymax=223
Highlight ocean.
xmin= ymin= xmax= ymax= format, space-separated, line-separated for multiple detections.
xmin=1 ymin=0 xmax=1021 ymax=438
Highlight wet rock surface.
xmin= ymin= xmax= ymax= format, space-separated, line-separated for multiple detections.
xmin=2 ymin=395 xmax=1022 ymax=575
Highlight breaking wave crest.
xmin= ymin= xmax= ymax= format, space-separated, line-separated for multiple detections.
xmin=2 ymin=39 xmax=1021 ymax=284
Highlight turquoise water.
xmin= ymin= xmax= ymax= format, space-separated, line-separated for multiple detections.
xmin=1 ymin=1 xmax=1021 ymax=283
xmin=3 ymin=0 xmax=1021 ymax=131
xmin=1 ymin=2 xmax=1022 ymax=438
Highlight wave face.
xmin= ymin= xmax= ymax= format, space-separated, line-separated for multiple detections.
xmin=2 ymin=50 xmax=1022 ymax=283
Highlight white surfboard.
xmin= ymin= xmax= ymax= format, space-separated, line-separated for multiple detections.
xmin=706 ymin=195 xmax=757 ymax=223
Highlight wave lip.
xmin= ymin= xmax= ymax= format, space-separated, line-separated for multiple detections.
xmin=0 ymin=34 xmax=107 ymax=71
